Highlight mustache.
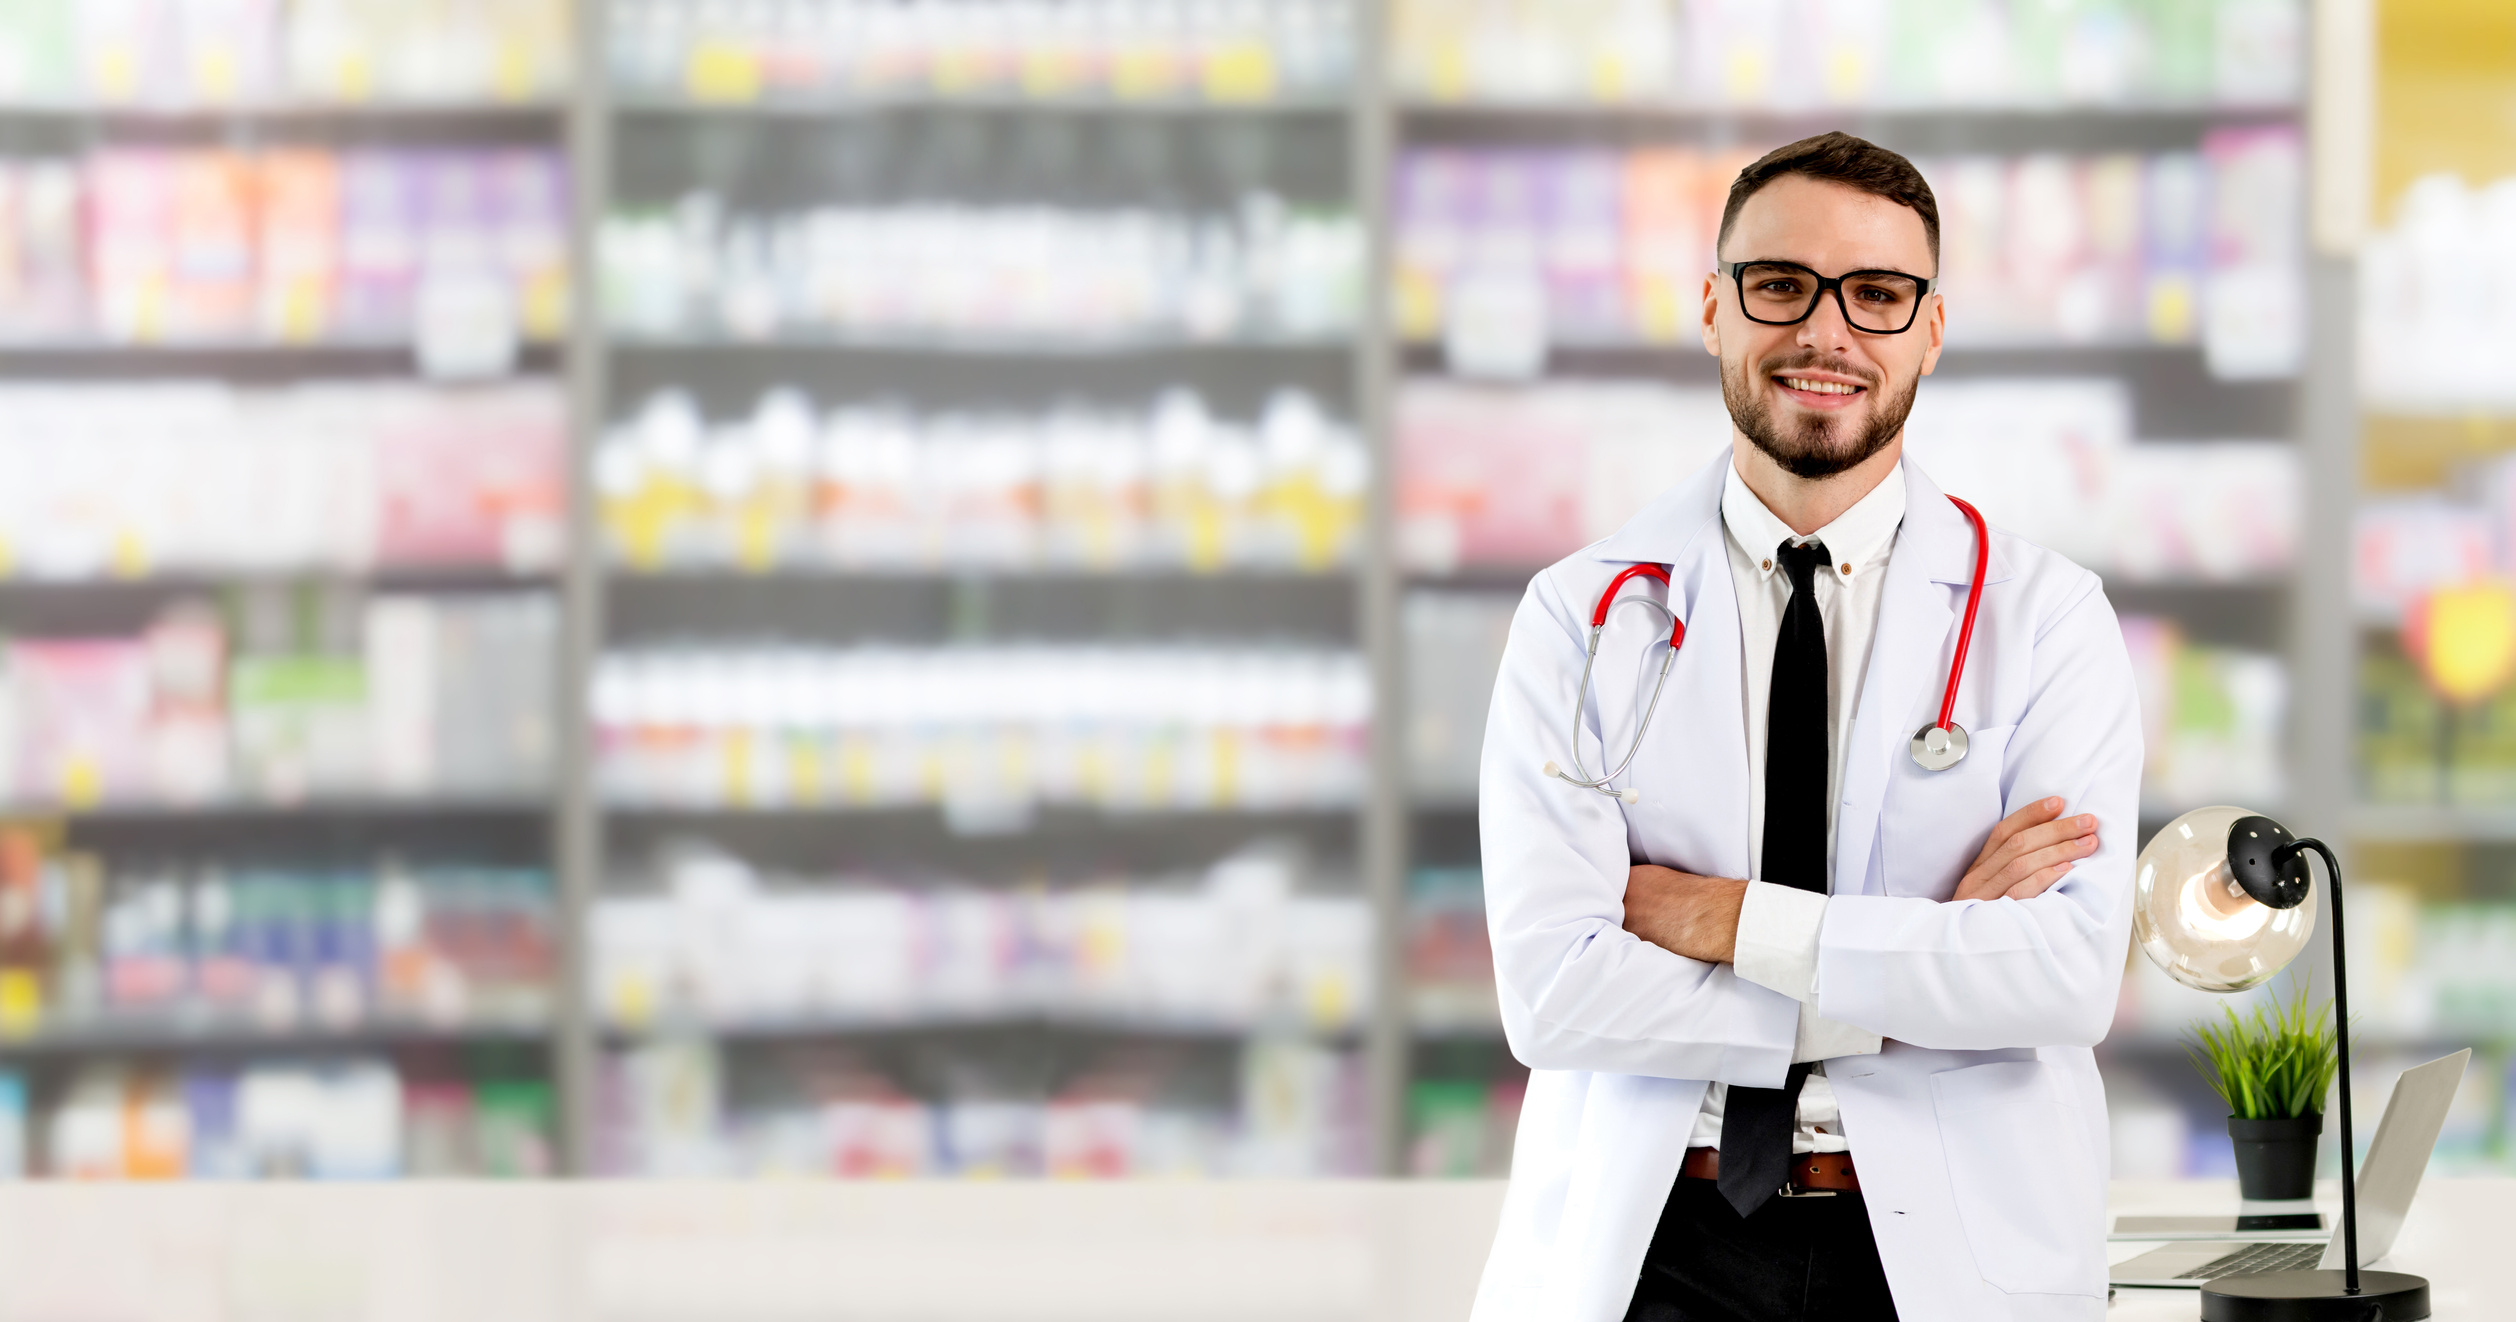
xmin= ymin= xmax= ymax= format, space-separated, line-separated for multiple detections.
xmin=1759 ymin=352 xmax=1879 ymax=388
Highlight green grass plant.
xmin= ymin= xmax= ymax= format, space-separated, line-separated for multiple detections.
xmin=2185 ymin=983 xmax=2342 ymax=1120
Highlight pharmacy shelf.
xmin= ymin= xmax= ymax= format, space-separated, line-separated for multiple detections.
xmin=0 ymin=569 xmax=557 ymax=597
xmin=603 ymin=1015 xmax=1363 ymax=1042
xmin=1397 ymin=99 xmax=2301 ymax=122
xmin=600 ymin=803 xmax=1365 ymax=827
xmin=607 ymin=330 xmax=1354 ymax=359
xmin=0 ymin=99 xmax=564 ymax=122
xmin=1412 ymin=334 xmax=2288 ymax=365
xmin=30 ymin=801 xmax=555 ymax=859
xmin=1410 ymin=1015 xmax=1505 ymax=1041
xmin=608 ymin=567 xmax=1357 ymax=582
xmin=614 ymin=93 xmax=1350 ymax=117
xmin=10 ymin=799 xmax=550 ymax=822
xmin=2346 ymin=804 xmax=2516 ymax=843
xmin=0 ymin=1015 xmax=550 ymax=1056
xmin=604 ymin=572 xmax=1359 ymax=646
xmin=602 ymin=805 xmax=1359 ymax=884
xmin=1396 ymin=100 xmax=2303 ymax=155
xmin=0 ymin=341 xmax=565 ymax=381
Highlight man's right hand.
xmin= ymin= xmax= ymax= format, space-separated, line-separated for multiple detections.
xmin=1949 ymin=796 xmax=2098 ymax=903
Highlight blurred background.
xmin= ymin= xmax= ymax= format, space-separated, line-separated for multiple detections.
xmin=0 ymin=0 xmax=2502 ymax=1212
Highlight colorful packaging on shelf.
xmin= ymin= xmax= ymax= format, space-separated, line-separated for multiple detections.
xmin=1395 ymin=0 xmax=2301 ymax=108
xmin=0 ymin=590 xmax=553 ymax=811
xmin=0 ymin=145 xmax=565 ymax=345
xmin=9 ymin=639 xmax=155 ymax=808
xmin=601 ymin=190 xmax=1359 ymax=344
xmin=592 ymin=843 xmax=1370 ymax=1035
xmin=1396 ymin=378 xmax=1732 ymax=571
xmin=598 ymin=1034 xmax=1337 ymax=1180
xmin=593 ymin=645 xmax=1371 ymax=815
xmin=1405 ymin=866 xmax=1498 ymax=1033
xmin=600 ymin=386 xmax=1363 ymax=576
xmin=0 ymin=1069 xmax=23 ymax=1177
xmin=608 ymin=0 xmax=1352 ymax=105
xmin=2354 ymin=497 xmax=2496 ymax=624
xmin=0 ymin=382 xmax=563 ymax=580
xmin=2356 ymin=633 xmax=2516 ymax=810
xmin=2118 ymin=615 xmax=2287 ymax=817
xmin=1402 ymin=593 xmax=1517 ymax=806
xmin=63 ymin=849 xmax=557 ymax=1038
xmin=2200 ymin=124 xmax=2306 ymax=379
xmin=1407 ymin=1073 xmax=1524 ymax=1178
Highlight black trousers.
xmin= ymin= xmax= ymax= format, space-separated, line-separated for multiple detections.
xmin=1621 ymin=1175 xmax=1900 ymax=1321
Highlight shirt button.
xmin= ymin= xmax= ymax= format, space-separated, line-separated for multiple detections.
xmin=1839 ymin=562 xmax=1851 ymax=574
xmin=1762 ymin=558 xmax=1772 ymax=571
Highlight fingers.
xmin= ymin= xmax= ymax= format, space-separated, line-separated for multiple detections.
xmin=1982 ymin=810 xmax=2096 ymax=873
xmin=2004 ymin=861 xmax=2077 ymax=900
xmin=1997 ymin=832 xmax=2096 ymax=888
xmin=1950 ymin=800 xmax=2101 ymax=904
xmin=1970 ymin=796 xmax=2065 ymax=868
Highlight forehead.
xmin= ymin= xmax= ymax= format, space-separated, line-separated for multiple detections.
xmin=1722 ymin=174 xmax=1935 ymax=274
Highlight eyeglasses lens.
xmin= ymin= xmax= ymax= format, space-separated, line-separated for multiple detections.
xmin=1739 ymin=263 xmax=1922 ymax=332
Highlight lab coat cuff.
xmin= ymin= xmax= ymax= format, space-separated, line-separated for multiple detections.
xmin=1734 ymin=881 xmax=1826 ymax=1005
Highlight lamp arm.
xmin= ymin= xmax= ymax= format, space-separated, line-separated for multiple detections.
xmin=2281 ymin=837 xmax=2357 ymax=1296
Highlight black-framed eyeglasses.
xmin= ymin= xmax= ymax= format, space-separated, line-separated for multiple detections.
xmin=1726 ymin=260 xmax=1936 ymax=334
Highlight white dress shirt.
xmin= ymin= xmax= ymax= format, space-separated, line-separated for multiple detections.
xmin=1684 ymin=458 xmax=1903 ymax=1156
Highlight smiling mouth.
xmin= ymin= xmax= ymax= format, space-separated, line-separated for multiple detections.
xmin=1775 ymin=375 xmax=1865 ymax=396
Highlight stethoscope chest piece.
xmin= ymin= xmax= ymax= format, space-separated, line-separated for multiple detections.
xmin=1910 ymin=722 xmax=1968 ymax=772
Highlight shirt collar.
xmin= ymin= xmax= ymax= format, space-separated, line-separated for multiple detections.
xmin=1721 ymin=458 xmax=1908 ymax=582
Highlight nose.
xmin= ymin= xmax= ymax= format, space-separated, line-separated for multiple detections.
xmin=1795 ymin=284 xmax=1860 ymax=353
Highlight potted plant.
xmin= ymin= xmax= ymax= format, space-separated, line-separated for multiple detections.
xmin=2187 ymin=984 xmax=2342 ymax=1201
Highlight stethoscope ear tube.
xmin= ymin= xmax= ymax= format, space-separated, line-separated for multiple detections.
xmin=1548 ymin=569 xmax=1679 ymax=802
xmin=1548 ymin=493 xmax=1994 ymax=804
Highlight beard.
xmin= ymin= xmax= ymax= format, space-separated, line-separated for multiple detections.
xmin=1721 ymin=349 xmax=1919 ymax=480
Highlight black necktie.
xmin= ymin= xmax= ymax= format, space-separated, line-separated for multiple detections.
xmin=1717 ymin=538 xmax=1832 ymax=1219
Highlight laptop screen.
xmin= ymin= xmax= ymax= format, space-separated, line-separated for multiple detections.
xmin=2319 ymin=1049 xmax=2471 ymax=1270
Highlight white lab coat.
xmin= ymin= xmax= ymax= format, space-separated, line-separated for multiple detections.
xmin=1472 ymin=454 xmax=2142 ymax=1322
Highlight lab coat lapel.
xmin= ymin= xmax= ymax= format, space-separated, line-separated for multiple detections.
xmin=1593 ymin=454 xmax=1752 ymax=882
xmin=1834 ymin=462 xmax=1967 ymax=896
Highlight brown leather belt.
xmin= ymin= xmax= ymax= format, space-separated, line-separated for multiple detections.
xmin=1680 ymin=1145 xmax=1861 ymax=1195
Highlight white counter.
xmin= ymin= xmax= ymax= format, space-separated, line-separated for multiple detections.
xmin=0 ymin=1178 xmax=2500 ymax=1320
xmin=2106 ymin=1178 xmax=2502 ymax=1320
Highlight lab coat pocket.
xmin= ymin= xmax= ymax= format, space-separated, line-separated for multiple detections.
xmin=1879 ymin=722 xmax=2014 ymax=898
xmin=1929 ymin=1060 xmax=2104 ymax=1297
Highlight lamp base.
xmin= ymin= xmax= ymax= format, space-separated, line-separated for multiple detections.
xmin=2200 ymin=1270 xmax=2429 ymax=1321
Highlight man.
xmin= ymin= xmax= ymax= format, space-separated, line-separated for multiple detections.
xmin=1471 ymin=132 xmax=2141 ymax=1321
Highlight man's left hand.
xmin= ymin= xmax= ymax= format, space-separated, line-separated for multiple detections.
xmin=1622 ymin=864 xmax=1748 ymax=964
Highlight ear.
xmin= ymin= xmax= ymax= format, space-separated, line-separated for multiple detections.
xmin=1699 ymin=268 xmax=1721 ymax=357
xmin=1918 ymin=286 xmax=1946 ymax=376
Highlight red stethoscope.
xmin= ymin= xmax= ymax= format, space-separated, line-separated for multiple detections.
xmin=1542 ymin=496 xmax=1990 ymax=805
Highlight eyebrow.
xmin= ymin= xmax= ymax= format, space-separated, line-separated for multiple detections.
xmin=1732 ymin=257 xmax=1938 ymax=277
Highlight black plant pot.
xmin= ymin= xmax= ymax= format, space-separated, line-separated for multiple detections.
xmin=2228 ymin=1113 xmax=2323 ymax=1201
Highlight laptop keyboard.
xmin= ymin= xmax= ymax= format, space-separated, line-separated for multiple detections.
xmin=2175 ymin=1241 xmax=2328 ymax=1280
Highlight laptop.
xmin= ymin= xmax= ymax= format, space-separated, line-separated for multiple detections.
xmin=2109 ymin=1050 xmax=2471 ymax=1289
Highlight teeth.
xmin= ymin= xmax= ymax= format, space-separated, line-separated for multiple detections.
xmin=1781 ymin=377 xmax=1860 ymax=395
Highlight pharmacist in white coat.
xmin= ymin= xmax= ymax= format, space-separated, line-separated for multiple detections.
xmin=1473 ymin=133 xmax=2142 ymax=1322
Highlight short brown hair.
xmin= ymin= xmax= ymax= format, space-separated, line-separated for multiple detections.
xmin=1716 ymin=132 xmax=1939 ymax=268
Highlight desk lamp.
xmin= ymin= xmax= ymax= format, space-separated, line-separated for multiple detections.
xmin=2134 ymin=806 xmax=2427 ymax=1321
